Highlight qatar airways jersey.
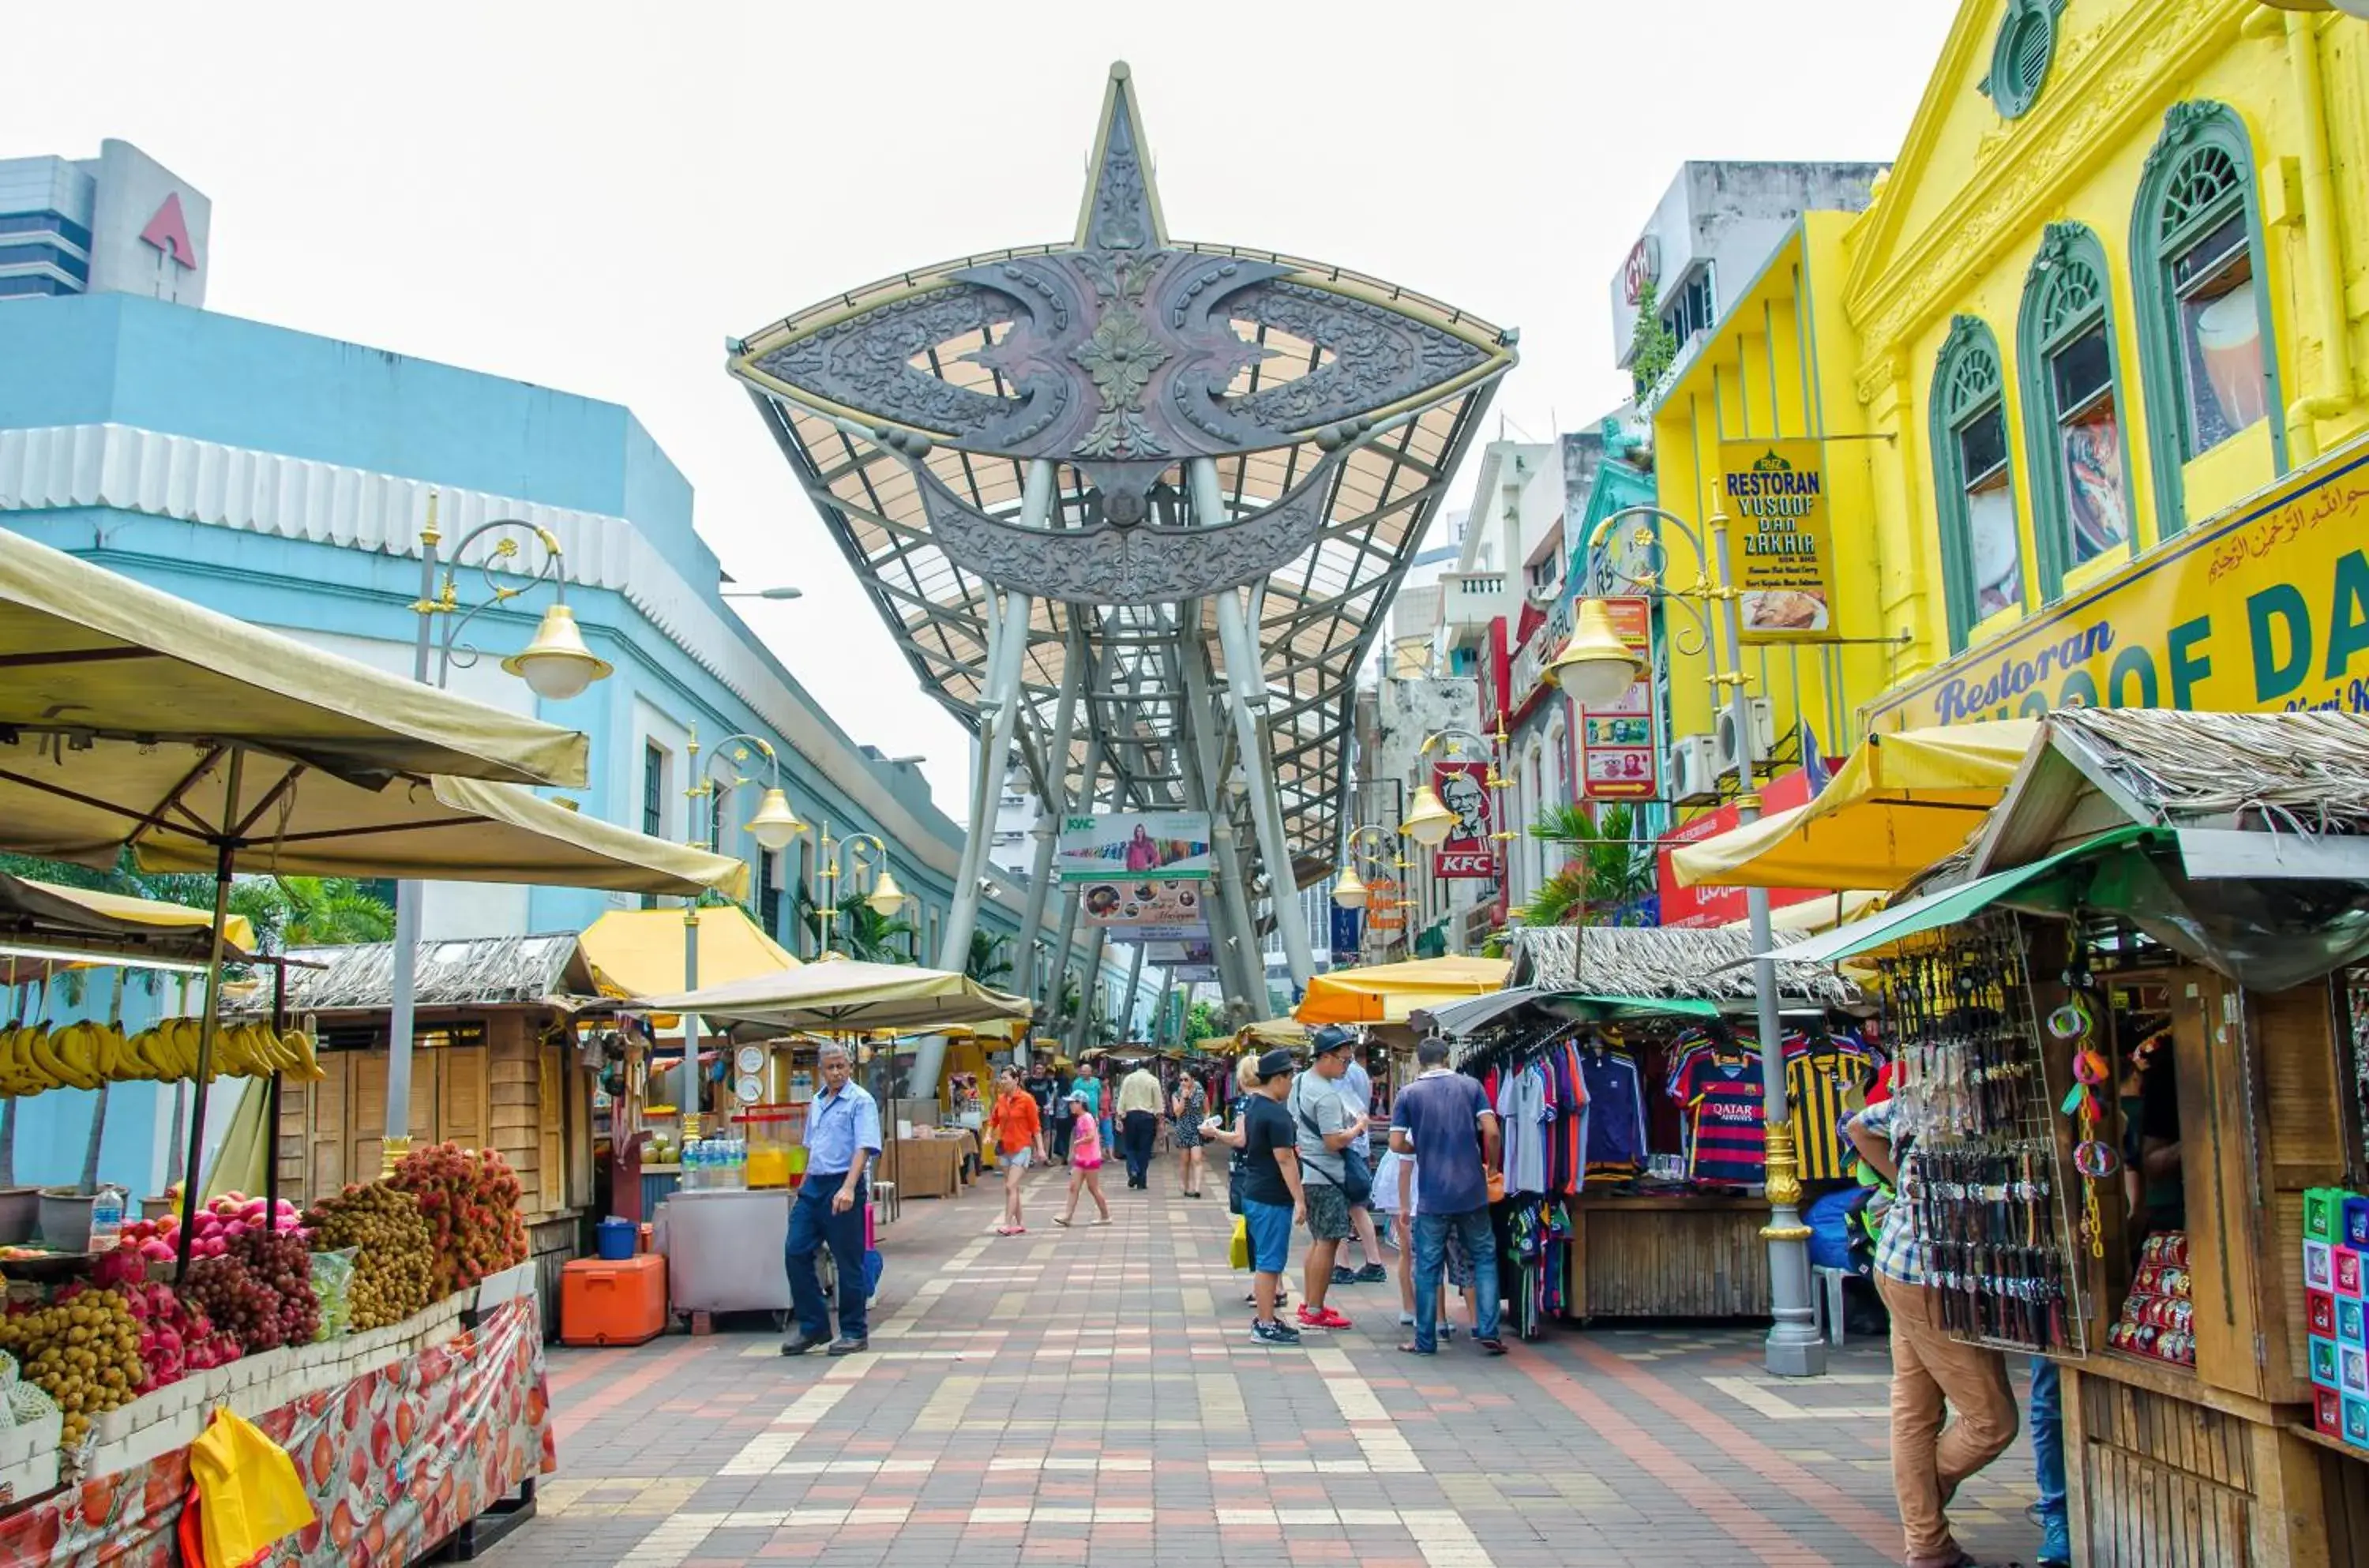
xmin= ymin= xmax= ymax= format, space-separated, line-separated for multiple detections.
xmin=1674 ymin=1054 xmax=1766 ymax=1185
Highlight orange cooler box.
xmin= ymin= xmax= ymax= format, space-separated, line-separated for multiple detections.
xmin=561 ymin=1254 xmax=668 ymax=1345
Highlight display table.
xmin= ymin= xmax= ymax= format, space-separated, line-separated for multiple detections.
xmin=655 ymin=1187 xmax=793 ymax=1315
xmin=1562 ymin=1194 xmax=1773 ymax=1320
xmin=881 ymin=1136 xmax=963 ymax=1199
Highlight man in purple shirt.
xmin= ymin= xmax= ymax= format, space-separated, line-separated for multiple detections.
xmin=1388 ymin=1036 xmax=1504 ymax=1355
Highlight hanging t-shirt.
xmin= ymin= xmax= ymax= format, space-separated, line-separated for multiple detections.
xmin=1674 ymin=1052 xmax=1766 ymax=1184
xmin=1786 ymin=1046 xmax=1875 ymax=1182
xmin=1579 ymin=1047 xmax=1649 ymax=1177
xmin=1496 ymin=1061 xmax=1553 ymax=1197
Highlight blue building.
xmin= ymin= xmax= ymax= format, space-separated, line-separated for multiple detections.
xmin=0 ymin=289 xmax=1114 ymax=1192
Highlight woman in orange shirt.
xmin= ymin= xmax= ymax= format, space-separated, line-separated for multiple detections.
xmin=989 ymin=1067 xmax=1046 ymax=1236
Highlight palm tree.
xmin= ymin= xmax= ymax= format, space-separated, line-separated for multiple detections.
xmin=1518 ymin=803 xmax=1656 ymax=928
xmin=964 ymin=931 xmax=1014 ymax=986
xmin=796 ymin=883 xmax=919 ymax=964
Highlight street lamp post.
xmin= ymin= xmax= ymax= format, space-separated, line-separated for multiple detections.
xmin=1552 ymin=502 xmax=1828 ymax=1379
xmin=1330 ymin=825 xmax=1402 ymax=958
xmin=814 ymin=826 xmax=910 ymax=955
xmin=674 ymin=726 xmax=809 ymax=1126
xmin=386 ymin=492 xmax=612 ymax=1174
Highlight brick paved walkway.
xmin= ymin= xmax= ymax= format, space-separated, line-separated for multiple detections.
xmin=490 ymin=1159 xmax=2046 ymax=1567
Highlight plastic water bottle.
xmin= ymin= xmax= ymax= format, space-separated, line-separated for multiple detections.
xmin=88 ymin=1186 xmax=126 ymax=1252
xmin=734 ymin=1137 xmax=749 ymax=1188
xmin=683 ymin=1138 xmax=704 ymax=1192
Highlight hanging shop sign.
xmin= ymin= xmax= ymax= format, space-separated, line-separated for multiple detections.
xmin=1869 ymin=439 xmax=2369 ymax=730
xmin=1364 ymin=876 xmax=1404 ymax=933
xmin=1579 ymin=596 xmax=1658 ymax=801
xmin=1329 ymin=902 xmax=1365 ymax=962
xmin=1431 ymin=759 xmax=1497 ymax=880
xmin=1079 ymin=878 xmax=1211 ymax=941
xmin=1654 ymin=764 xmax=1830 ymax=928
xmin=1722 ymin=440 xmax=1838 ymax=643
xmin=1172 ymin=940 xmax=1219 ymax=983
xmin=1057 ymin=810 xmax=1213 ymax=882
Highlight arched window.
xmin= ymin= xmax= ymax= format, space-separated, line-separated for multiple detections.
xmin=2017 ymin=223 xmax=2136 ymax=597
xmin=2131 ymin=101 xmax=2284 ymax=533
xmin=1930 ymin=315 xmax=2022 ymax=650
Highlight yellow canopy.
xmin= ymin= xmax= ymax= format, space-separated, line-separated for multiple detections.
xmin=1669 ymin=720 xmax=2039 ymax=893
xmin=1296 ymin=955 xmax=1511 ymax=1026
xmin=1719 ymin=889 xmax=1888 ymax=937
xmin=1235 ymin=1017 xmax=1308 ymax=1049
xmin=580 ymin=904 xmax=795 ymax=1000
xmin=636 ymin=958 xmax=1034 ymax=1032
xmin=0 ymin=527 xmax=587 ymax=790
xmin=1 ymin=874 xmax=258 ymax=955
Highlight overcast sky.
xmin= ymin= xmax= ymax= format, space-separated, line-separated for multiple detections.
xmin=7 ymin=1 xmax=1955 ymax=815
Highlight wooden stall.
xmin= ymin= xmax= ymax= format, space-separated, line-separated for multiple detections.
xmin=1455 ymin=925 xmax=1868 ymax=1324
xmin=258 ymin=932 xmax=603 ymax=1334
xmin=1812 ymin=709 xmax=2369 ymax=1566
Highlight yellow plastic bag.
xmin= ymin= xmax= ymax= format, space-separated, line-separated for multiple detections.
xmin=1228 ymin=1214 xmax=1249 ymax=1270
xmin=189 ymin=1405 xmax=317 ymax=1567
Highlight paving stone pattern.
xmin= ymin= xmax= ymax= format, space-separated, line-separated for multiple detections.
xmin=486 ymin=1159 xmax=2044 ymax=1567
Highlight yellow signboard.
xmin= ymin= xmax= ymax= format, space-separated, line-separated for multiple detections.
xmin=1722 ymin=440 xmax=1838 ymax=642
xmin=1869 ymin=438 xmax=2369 ymax=730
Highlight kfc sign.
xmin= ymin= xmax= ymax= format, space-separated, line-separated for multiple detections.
xmin=1430 ymin=759 xmax=1496 ymax=880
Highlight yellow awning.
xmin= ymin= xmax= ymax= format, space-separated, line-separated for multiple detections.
xmin=637 ymin=958 xmax=1034 ymax=1032
xmin=108 ymin=774 xmax=748 ymax=900
xmin=0 ymin=527 xmax=587 ymax=790
xmin=1670 ymin=720 xmax=2039 ymax=892
xmin=1235 ymin=1017 xmax=1308 ymax=1049
xmin=3 ymin=876 xmax=258 ymax=954
xmin=1718 ymin=888 xmax=1887 ymax=936
xmin=580 ymin=905 xmax=794 ymax=1003
xmin=1296 ymin=955 xmax=1511 ymax=1026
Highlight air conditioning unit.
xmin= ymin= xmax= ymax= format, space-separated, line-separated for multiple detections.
xmin=1714 ymin=697 xmax=1776 ymax=778
xmin=1669 ymin=733 xmax=1721 ymax=805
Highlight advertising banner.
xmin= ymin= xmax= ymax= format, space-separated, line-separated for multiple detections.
xmin=1430 ymin=759 xmax=1497 ymax=880
xmin=1722 ymin=440 xmax=1838 ymax=643
xmin=1079 ymin=878 xmax=1211 ymax=941
xmin=1330 ymin=903 xmax=1365 ymax=962
xmin=1654 ymin=764 xmax=1831 ymax=928
xmin=1578 ymin=596 xmax=1658 ymax=801
xmin=1057 ymin=811 xmax=1213 ymax=882
xmin=1869 ymin=441 xmax=2369 ymax=730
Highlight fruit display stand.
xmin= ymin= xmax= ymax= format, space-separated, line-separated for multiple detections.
xmin=0 ymin=1271 xmax=552 ymax=1566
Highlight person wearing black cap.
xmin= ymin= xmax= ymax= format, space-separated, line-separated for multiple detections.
xmin=1201 ymin=1047 xmax=1305 ymax=1345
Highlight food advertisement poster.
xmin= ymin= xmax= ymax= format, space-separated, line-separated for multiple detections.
xmin=1722 ymin=440 xmax=1837 ymax=642
xmin=1579 ymin=596 xmax=1658 ymax=801
xmin=1057 ymin=811 xmax=1212 ymax=882
xmin=1430 ymin=760 xmax=1496 ymax=880
xmin=1868 ymin=441 xmax=2369 ymax=730
xmin=1079 ymin=879 xmax=1210 ymax=941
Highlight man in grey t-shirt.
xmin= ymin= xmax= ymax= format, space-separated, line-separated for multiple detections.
xmin=1286 ymin=1030 xmax=1367 ymax=1330
xmin=1335 ymin=1041 xmax=1389 ymax=1284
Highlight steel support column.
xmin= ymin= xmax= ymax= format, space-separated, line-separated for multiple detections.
xmin=1048 ymin=740 xmax=1103 ymax=1030
xmin=1011 ymin=627 xmax=1086 ymax=1012
xmin=1194 ymin=461 xmax=1315 ymax=994
xmin=1176 ymin=625 xmax=1264 ymax=1017
xmin=1068 ymin=924 xmax=1108 ymax=1058
xmin=1120 ymin=941 xmax=1145 ymax=1040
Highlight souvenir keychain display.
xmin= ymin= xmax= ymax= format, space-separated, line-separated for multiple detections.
xmin=2052 ymin=994 xmax=2112 ymax=1262
xmin=1878 ymin=916 xmax=2087 ymax=1355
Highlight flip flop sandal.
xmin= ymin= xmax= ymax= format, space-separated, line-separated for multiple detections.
xmin=1396 ymin=1342 xmax=1436 ymax=1356
xmin=1052 ymin=1217 xmax=1072 ymax=1228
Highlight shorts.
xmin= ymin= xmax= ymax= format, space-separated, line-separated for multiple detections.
xmin=1002 ymin=1146 xmax=1032 ymax=1171
xmin=1305 ymin=1182 xmax=1351 ymax=1241
xmin=1243 ymin=1198 xmax=1293 ymax=1275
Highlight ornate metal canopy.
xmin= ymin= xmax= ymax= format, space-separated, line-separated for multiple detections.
xmin=729 ymin=63 xmax=1512 ymax=885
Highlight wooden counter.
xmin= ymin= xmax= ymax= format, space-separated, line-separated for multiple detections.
xmin=1563 ymin=1194 xmax=1772 ymax=1320
xmin=880 ymin=1136 xmax=964 ymax=1199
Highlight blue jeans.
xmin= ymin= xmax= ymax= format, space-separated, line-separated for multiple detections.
xmin=2029 ymin=1356 xmax=2069 ymax=1560
xmin=1414 ymin=1209 xmax=1499 ymax=1352
xmin=785 ymin=1174 xmax=868 ymax=1341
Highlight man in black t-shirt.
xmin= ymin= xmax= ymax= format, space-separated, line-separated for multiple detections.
xmin=1028 ymin=1065 xmax=1068 ymax=1165
xmin=1201 ymin=1048 xmax=1305 ymax=1345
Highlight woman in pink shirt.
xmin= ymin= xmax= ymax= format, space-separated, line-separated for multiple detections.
xmin=1053 ymin=1090 xmax=1112 ymax=1227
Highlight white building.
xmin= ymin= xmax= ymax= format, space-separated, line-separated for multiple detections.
xmin=0 ymin=140 xmax=210 ymax=305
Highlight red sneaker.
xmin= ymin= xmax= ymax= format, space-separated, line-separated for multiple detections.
xmin=1297 ymin=1305 xmax=1353 ymax=1330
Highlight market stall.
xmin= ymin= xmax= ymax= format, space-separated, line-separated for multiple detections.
xmin=631 ymin=959 xmax=1031 ymax=1320
xmin=0 ymin=534 xmax=733 ymax=1561
xmin=1421 ymin=925 xmax=1867 ymax=1330
xmin=1740 ymin=708 xmax=2369 ymax=1566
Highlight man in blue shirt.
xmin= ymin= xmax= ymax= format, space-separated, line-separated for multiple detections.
xmin=1388 ymin=1036 xmax=1503 ymax=1356
xmin=783 ymin=1043 xmax=883 ymax=1356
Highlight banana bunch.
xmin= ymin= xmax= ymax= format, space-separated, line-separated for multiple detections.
xmin=0 ymin=1020 xmax=325 ymax=1096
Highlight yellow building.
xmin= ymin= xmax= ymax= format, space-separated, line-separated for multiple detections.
xmin=1648 ymin=0 xmax=2368 ymax=745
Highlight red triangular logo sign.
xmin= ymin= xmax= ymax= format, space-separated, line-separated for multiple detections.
xmin=139 ymin=193 xmax=199 ymax=270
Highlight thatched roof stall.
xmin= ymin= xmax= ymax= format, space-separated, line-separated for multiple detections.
xmin=251 ymin=933 xmax=598 ymax=1016
xmin=1506 ymin=925 xmax=1862 ymax=1009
